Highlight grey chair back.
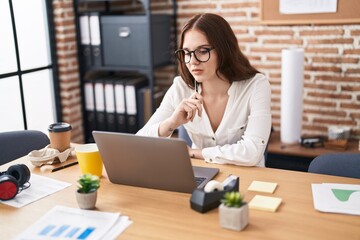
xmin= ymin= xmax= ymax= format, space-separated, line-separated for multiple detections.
xmin=178 ymin=125 xmax=192 ymax=146
xmin=0 ymin=130 xmax=50 ymax=165
xmin=308 ymin=153 xmax=360 ymax=179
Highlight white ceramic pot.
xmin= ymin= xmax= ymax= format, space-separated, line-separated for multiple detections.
xmin=76 ymin=190 xmax=97 ymax=210
xmin=219 ymin=203 xmax=248 ymax=231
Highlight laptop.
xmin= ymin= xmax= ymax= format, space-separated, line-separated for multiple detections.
xmin=92 ymin=131 xmax=219 ymax=193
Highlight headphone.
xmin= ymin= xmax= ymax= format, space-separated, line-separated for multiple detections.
xmin=0 ymin=164 xmax=31 ymax=201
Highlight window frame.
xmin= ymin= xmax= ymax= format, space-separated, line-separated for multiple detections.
xmin=0 ymin=0 xmax=61 ymax=130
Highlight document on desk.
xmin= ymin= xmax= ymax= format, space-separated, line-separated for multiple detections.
xmin=16 ymin=205 xmax=133 ymax=240
xmin=0 ymin=174 xmax=71 ymax=208
xmin=311 ymin=183 xmax=360 ymax=216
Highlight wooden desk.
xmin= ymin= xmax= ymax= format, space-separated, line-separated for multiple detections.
xmin=1 ymin=156 xmax=359 ymax=240
xmin=267 ymin=132 xmax=359 ymax=172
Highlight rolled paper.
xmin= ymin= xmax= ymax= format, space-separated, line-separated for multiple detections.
xmin=280 ymin=48 xmax=304 ymax=144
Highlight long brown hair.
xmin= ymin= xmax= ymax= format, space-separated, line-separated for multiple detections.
xmin=177 ymin=13 xmax=259 ymax=89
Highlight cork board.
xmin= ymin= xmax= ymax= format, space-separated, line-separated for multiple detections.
xmin=260 ymin=0 xmax=360 ymax=25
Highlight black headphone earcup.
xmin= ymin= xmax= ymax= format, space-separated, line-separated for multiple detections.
xmin=7 ymin=164 xmax=31 ymax=187
xmin=0 ymin=175 xmax=19 ymax=201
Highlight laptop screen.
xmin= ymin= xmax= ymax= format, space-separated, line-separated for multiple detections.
xmin=93 ymin=131 xmax=219 ymax=193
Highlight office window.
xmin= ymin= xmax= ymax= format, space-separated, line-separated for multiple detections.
xmin=0 ymin=0 xmax=58 ymax=133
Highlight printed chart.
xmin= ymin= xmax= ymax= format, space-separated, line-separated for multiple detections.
xmin=312 ymin=183 xmax=360 ymax=215
xmin=16 ymin=205 xmax=132 ymax=240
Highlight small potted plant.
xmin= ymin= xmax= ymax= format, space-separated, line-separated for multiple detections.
xmin=219 ymin=191 xmax=248 ymax=231
xmin=75 ymin=173 xmax=100 ymax=209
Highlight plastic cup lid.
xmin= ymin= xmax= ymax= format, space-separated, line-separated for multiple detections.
xmin=48 ymin=122 xmax=72 ymax=132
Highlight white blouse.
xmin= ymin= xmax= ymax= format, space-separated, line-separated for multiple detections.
xmin=136 ymin=73 xmax=272 ymax=167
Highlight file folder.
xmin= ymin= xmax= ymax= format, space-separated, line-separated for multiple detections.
xmin=94 ymin=80 xmax=107 ymax=131
xmin=138 ymin=86 xmax=165 ymax=127
xmin=84 ymin=81 xmax=96 ymax=142
xmin=89 ymin=13 xmax=102 ymax=67
xmin=114 ymin=78 xmax=127 ymax=133
xmin=124 ymin=76 xmax=148 ymax=133
xmin=138 ymin=86 xmax=152 ymax=128
xmin=153 ymin=88 xmax=166 ymax=110
xmin=104 ymin=77 xmax=117 ymax=132
xmin=79 ymin=14 xmax=91 ymax=69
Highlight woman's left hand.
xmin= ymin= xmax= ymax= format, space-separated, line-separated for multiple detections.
xmin=188 ymin=146 xmax=204 ymax=160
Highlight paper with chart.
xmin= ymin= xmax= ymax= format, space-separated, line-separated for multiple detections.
xmin=16 ymin=205 xmax=133 ymax=240
xmin=311 ymin=183 xmax=360 ymax=215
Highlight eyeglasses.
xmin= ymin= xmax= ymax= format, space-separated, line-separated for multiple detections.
xmin=175 ymin=47 xmax=215 ymax=63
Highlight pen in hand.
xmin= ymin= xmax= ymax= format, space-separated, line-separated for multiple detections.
xmin=52 ymin=161 xmax=78 ymax=172
xmin=193 ymin=80 xmax=203 ymax=119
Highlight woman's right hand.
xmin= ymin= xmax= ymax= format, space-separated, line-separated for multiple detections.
xmin=158 ymin=92 xmax=203 ymax=137
xmin=170 ymin=92 xmax=203 ymax=126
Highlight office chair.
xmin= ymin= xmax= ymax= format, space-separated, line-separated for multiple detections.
xmin=308 ymin=153 xmax=360 ymax=179
xmin=178 ymin=125 xmax=192 ymax=146
xmin=0 ymin=130 xmax=50 ymax=165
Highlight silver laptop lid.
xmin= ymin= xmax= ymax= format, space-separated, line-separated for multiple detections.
xmin=93 ymin=131 xmax=218 ymax=193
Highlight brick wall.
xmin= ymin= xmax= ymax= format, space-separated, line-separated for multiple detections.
xmin=174 ymin=0 xmax=360 ymax=139
xmin=53 ymin=0 xmax=83 ymax=143
xmin=52 ymin=0 xmax=360 ymax=142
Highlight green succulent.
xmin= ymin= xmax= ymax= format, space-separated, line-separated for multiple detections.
xmin=77 ymin=173 xmax=100 ymax=193
xmin=220 ymin=191 xmax=245 ymax=208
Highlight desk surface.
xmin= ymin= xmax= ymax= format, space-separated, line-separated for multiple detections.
xmin=1 ymin=155 xmax=360 ymax=240
xmin=268 ymin=131 xmax=359 ymax=158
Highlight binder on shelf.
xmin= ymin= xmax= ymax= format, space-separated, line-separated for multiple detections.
xmin=124 ymin=76 xmax=148 ymax=133
xmin=153 ymin=87 xmax=166 ymax=110
xmin=104 ymin=77 xmax=117 ymax=132
xmin=94 ymin=79 xmax=107 ymax=131
xmin=114 ymin=78 xmax=127 ymax=133
xmin=89 ymin=13 xmax=102 ymax=67
xmin=84 ymin=81 xmax=96 ymax=142
xmin=138 ymin=86 xmax=165 ymax=128
xmin=79 ymin=14 xmax=91 ymax=69
xmin=138 ymin=86 xmax=152 ymax=128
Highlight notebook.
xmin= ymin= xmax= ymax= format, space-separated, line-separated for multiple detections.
xmin=92 ymin=131 xmax=219 ymax=193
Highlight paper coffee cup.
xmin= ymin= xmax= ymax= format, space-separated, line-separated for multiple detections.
xmin=48 ymin=122 xmax=72 ymax=152
xmin=75 ymin=143 xmax=103 ymax=177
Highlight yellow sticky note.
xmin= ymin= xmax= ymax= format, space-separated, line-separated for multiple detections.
xmin=248 ymin=180 xmax=278 ymax=193
xmin=249 ymin=195 xmax=282 ymax=212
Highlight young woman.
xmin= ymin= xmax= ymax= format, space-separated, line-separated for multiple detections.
xmin=137 ymin=13 xmax=271 ymax=167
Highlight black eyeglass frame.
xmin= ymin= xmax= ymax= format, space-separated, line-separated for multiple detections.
xmin=175 ymin=47 xmax=215 ymax=63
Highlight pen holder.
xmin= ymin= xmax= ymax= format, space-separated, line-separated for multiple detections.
xmin=190 ymin=177 xmax=239 ymax=213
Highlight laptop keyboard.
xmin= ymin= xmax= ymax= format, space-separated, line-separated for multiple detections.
xmin=195 ymin=177 xmax=206 ymax=187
